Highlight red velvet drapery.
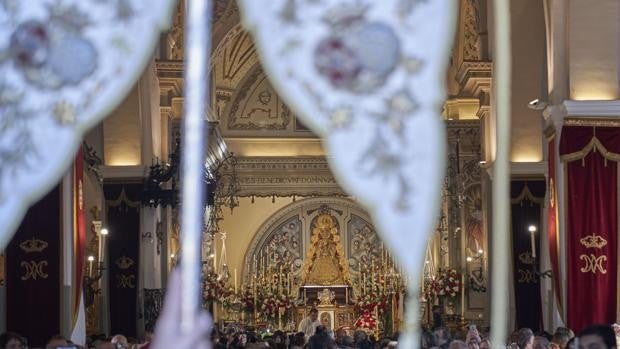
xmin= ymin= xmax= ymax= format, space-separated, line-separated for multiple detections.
xmin=547 ymin=135 xmax=562 ymax=316
xmin=560 ymin=126 xmax=619 ymax=333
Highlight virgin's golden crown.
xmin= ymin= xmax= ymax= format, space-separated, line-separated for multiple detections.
xmin=19 ymin=237 xmax=48 ymax=253
xmin=580 ymin=233 xmax=607 ymax=249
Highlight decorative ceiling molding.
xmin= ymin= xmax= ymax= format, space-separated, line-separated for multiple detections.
xmin=456 ymin=61 xmax=492 ymax=101
xmin=226 ymin=138 xmax=324 ymax=157
xmin=444 ymin=98 xmax=482 ymax=120
xmin=563 ymin=100 xmax=620 ymax=117
xmin=229 ymin=157 xmax=347 ymax=198
xmin=156 ymin=60 xmax=184 ymax=111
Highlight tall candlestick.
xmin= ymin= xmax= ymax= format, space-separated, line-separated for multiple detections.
xmin=460 ymin=272 xmax=465 ymax=316
xmin=88 ymin=255 xmax=94 ymax=277
xmin=529 ymin=225 xmax=537 ymax=258
xmin=234 ymin=268 xmax=238 ymax=293
xmin=99 ymin=228 xmax=108 ymax=263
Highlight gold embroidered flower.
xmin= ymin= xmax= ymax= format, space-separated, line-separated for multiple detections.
xmin=53 ymin=100 xmax=76 ymax=124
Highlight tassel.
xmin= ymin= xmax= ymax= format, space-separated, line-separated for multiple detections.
xmin=582 ymin=158 xmax=585 ymax=167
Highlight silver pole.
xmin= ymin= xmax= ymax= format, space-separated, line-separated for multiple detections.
xmin=180 ymin=0 xmax=211 ymax=334
xmin=491 ymin=0 xmax=511 ymax=347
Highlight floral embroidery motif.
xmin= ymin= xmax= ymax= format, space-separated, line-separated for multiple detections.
xmin=0 ymin=0 xmax=175 ymax=248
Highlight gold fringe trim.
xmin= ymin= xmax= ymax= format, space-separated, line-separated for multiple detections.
xmin=510 ymin=183 xmax=545 ymax=205
xmin=560 ymin=136 xmax=620 ymax=163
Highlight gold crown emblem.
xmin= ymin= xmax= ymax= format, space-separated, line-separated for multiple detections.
xmin=580 ymin=233 xmax=607 ymax=249
xmin=19 ymin=237 xmax=48 ymax=253
xmin=115 ymin=256 xmax=134 ymax=270
xmin=519 ymin=252 xmax=535 ymax=265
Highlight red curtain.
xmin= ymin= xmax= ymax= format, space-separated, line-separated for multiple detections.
xmin=6 ymin=186 xmax=61 ymax=347
xmin=547 ymin=135 xmax=562 ymax=315
xmin=560 ymin=126 xmax=619 ymax=333
xmin=73 ymin=146 xmax=86 ymax=324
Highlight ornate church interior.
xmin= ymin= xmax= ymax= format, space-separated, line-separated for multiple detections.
xmin=1 ymin=0 xmax=620 ymax=348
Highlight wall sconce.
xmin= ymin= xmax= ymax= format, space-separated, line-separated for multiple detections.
xmin=467 ymin=249 xmax=487 ymax=292
xmin=527 ymin=225 xmax=552 ymax=279
xmin=83 ymin=257 xmax=105 ymax=308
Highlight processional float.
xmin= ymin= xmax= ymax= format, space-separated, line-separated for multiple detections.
xmin=0 ymin=0 xmax=511 ymax=347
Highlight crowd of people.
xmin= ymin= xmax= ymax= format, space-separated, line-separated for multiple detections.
xmin=2 ymin=321 xmax=620 ymax=349
xmin=2 ymin=272 xmax=619 ymax=349
xmin=0 ymin=332 xmax=152 ymax=349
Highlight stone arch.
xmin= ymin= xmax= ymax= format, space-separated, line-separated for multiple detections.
xmin=241 ymin=197 xmax=381 ymax=285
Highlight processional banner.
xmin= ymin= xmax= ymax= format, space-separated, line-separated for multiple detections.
xmin=546 ymin=133 xmax=563 ymax=317
xmin=73 ymin=147 xmax=87 ymax=327
xmin=105 ymin=184 xmax=141 ymax=338
xmin=510 ymin=180 xmax=544 ymax=332
xmin=560 ymin=126 xmax=618 ymax=333
xmin=6 ymin=186 xmax=61 ymax=347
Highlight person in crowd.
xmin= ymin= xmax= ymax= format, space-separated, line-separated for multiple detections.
xmin=111 ymin=335 xmax=129 ymax=349
xmin=0 ymin=332 xmax=26 ymax=349
xmin=98 ymin=341 xmax=115 ymax=349
xmin=538 ymin=332 xmax=554 ymax=342
xmin=435 ymin=326 xmax=451 ymax=349
xmin=46 ymin=334 xmax=69 ymax=349
xmin=298 ymin=308 xmax=321 ymax=338
xmin=515 ymin=328 xmax=535 ymax=349
xmin=421 ymin=328 xmax=437 ymax=349
xmin=534 ymin=336 xmax=550 ymax=349
xmin=289 ymin=332 xmax=306 ymax=349
xmin=579 ymin=324 xmax=617 ymax=349
xmin=307 ymin=326 xmax=335 ymax=349
xmin=449 ymin=340 xmax=469 ymax=349
xmin=432 ymin=305 xmax=444 ymax=330
xmin=353 ymin=330 xmax=372 ymax=349
xmin=479 ymin=338 xmax=491 ymax=349
xmin=551 ymin=327 xmax=575 ymax=349
xmin=465 ymin=327 xmax=481 ymax=349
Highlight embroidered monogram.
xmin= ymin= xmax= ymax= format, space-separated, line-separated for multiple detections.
xmin=579 ymin=254 xmax=607 ymax=274
xmin=20 ymin=260 xmax=49 ymax=280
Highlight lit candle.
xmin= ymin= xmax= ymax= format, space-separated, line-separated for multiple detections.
xmin=88 ymin=255 xmax=95 ymax=277
xmin=279 ymin=266 xmax=283 ymax=294
xmin=529 ymin=225 xmax=537 ymax=258
xmin=99 ymin=228 xmax=108 ymax=263
xmin=461 ymin=272 xmax=465 ymax=316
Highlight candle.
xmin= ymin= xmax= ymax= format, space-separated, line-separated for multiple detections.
xmin=529 ymin=225 xmax=537 ymax=258
xmin=279 ymin=266 xmax=283 ymax=294
xmin=234 ymin=268 xmax=238 ymax=293
xmin=460 ymin=272 xmax=465 ymax=316
xmin=88 ymin=255 xmax=95 ymax=277
xmin=99 ymin=228 xmax=108 ymax=263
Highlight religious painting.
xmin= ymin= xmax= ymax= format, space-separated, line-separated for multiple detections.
xmin=319 ymin=310 xmax=334 ymax=329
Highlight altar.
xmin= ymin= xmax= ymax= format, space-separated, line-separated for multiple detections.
xmin=293 ymin=213 xmax=357 ymax=330
xmin=294 ymin=286 xmax=356 ymax=330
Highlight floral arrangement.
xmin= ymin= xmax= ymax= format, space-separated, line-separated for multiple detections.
xmin=258 ymin=291 xmax=296 ymax=320
xmin=354 ymin=311 xmax=378 ymax=331
xmin=426 ymin=269 xmax=461 ymax=299
xmin=240 ymin=285 xmax=255 ymax=313
xmin=354 ymin=293 xmax=388 ymax=316
xmin=202 ymin=271 xmax=229 ymax=304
